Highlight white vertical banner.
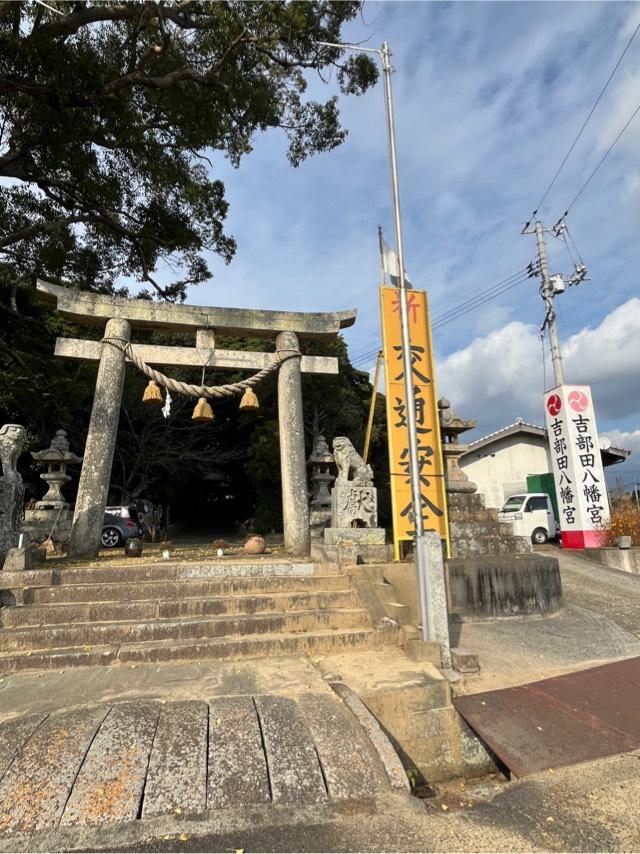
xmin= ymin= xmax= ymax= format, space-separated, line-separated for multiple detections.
xmin=544 ymin=384 xmax=610 ymax=549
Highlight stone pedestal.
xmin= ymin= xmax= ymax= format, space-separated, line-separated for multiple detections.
xmin=321 ymin=440 xmax=389 ymax=562
xmin=438 ymin=398 xmax=530 ymax=558
xmin=0 ymin=478 xmax=24 ymax=565
xmin=22 ymin=507 xmax=74 ymax=543
xmin=330 ymin=483 xmax=378 ymax=529
xmin=447 ymin=492 xmax=531 ymax=558
xmin=323 ymin=527 xmax=386 ymax=546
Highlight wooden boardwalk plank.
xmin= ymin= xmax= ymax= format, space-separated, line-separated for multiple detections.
xmin=0 ymin=713 xmax=48 ymax=783
xmin=142 ymin=701 xmax=207 ymax=818
xmin=0 ymin=706 xmax=108 ymax=836
xmin=299 ymin=693 xmax=383 ymax=799
xmin=61 ymin=701 xmax=160 ymax=827
xmin=207 ymin=696 xmax=270 ymax=810
xmin=255 ymin=695 xmax=328 ymax=805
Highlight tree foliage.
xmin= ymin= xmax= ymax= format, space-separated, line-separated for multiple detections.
xmin=0 ymin=1 xmax=387 ymax=534
xmin=0 ymin=0 xmax=377 ymax=298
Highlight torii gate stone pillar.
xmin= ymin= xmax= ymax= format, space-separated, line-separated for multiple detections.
xmin=37 ymin=280 xmax=356 ymax=559
xmin=70 ymin=318 xmax=131 ymax=557
xmin=277 ymin=331 xmax=309 ymax=555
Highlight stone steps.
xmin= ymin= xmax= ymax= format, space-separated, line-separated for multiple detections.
xmin=2 ymin=559 xmax=319 ymax=590
xmin=22 ymin=573 xmax=349 ymax=605
xmin=1 ymin=589 xmax=361 ymax=628
xmin=0 ymin=627 xmax=392 ymax=674
xmin=0 ymin=559 xmax=398 ymax=674
xmin=0 ymin=607 xmax=372 ymax=652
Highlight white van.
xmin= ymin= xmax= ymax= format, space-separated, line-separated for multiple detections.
xmin=498 ymin=493 xmax=559 ymax=545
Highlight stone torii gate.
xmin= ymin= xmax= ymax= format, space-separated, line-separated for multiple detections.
xmin=37 ymin=281 xmax=356 ymax=559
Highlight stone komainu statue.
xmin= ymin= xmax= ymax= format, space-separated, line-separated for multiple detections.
xmin=0 ymin=424 xmax=25 ymax=482
xmin=332 ymin=437 xmax=373 ymax=486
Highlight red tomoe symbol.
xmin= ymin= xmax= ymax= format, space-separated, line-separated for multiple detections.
xmin=546 ymin=394 xmax=562 ymax=416
xmin=568 ymin=390 xmax=589 ymax=413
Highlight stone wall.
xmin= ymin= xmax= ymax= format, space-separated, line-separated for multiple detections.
xmin=447 ymin=553 xmax=563 ymax=620
xmin=583 ymin=547 xmax=640 ymax=575
xmin=447 ymin=492 xmax=531 ymax=558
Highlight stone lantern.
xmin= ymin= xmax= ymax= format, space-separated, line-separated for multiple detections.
xmin=22 ymin=430 xmax=82 ymax=542
xmin=31 ymin=430 xmax=83 ymax=509
xmin=307 ymin=433 xmax=335 ymax=538
xmin=438 ymin=398 xmax=478 ymax=494
xmin=437 ymin=398 xmax=531 ymax=558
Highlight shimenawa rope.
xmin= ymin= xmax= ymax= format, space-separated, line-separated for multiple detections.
xmin=102 ymin=337 xmax=299 ymax=400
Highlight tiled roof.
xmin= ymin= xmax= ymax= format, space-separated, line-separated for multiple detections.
xmin=465 ymin=420 xmax=546 ymax=451
xmin=462 ymin=420 xmax=631 ymax=464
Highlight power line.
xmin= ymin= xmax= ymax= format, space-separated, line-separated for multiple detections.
xmin=349 ymin=341 xmax=382 ymax=363
xmin=431 ymin=266 xmax=530 ymax=325
xmin=431 ymin=274 xmax=532 ymax=330
xmin=525 ymin=21 xmax=640 ymax=226
xmin=351 ymin=346 xmax=382 ymax=367
xmin=349 ymin=264 xmax=535 ymax=366
xmin=555 ymin=99 xmax=640 ymax=220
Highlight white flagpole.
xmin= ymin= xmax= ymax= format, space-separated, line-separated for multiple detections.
xmin=378 ymin=225 xmax=387 ymax=284
xmin=316 ymin=38 xmax=434 ymax=644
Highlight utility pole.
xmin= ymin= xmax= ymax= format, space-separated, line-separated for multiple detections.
xmin=523 ymin=219 xmax=587 ymax=387
xmin=534 ymin=221 xmax=565 ymax=386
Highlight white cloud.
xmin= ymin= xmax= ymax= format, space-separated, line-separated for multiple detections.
xmin=438 ymin=297 xmax=640 ymax=435
xmin=176 ymin=1 xmax=640 ymax=443
xmin=601 ymin=429 xmax=640 ymax=458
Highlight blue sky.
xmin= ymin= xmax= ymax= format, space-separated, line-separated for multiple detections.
xmin=185 ymin=1 xmax=640 ymax=485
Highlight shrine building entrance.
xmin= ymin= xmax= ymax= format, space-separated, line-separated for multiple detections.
xmin=37 ymin=281 xmax=356 ymax=559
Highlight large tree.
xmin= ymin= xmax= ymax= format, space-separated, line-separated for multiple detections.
xmin=0 ymin=0 xmax=377 ymax=299
xmin=0 ymin=2 xmax=386 ymax=529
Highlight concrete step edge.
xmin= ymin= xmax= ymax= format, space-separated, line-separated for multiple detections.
xmin=22 ymin=575 xmax=350 ymax=601
xmin=8 ymin=588 xmax=357 ymax=612
xmin=0 ymin=628 xmax=381 ymax=673
xmin=1 ymin=606 xmax=370 ymax=634
xmin=13 ymin=572 xmax=345 ymax=591
xmin=2 ymin=592 xmax=363 ymax=627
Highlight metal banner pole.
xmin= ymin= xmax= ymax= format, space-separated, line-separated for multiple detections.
xmin=380 ymin=42 xmax=433 ymax=642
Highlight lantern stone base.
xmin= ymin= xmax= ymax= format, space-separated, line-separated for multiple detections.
xmin=22 ymin=507 xmax=73 ymax=543
xmin=0 ymin=477 xmax=25 ymax=566
xmin=323 ymin=527 xmax=386 ymax=546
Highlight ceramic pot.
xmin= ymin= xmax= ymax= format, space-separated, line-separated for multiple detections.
xmin=216 ymin=547 xmax=224 ymax=557
xmin=162 ymin=549 xmax=171 ymax=560
xmin=244 ymin=535 xmax=266 ymax=555
xmin=124 ymin=539 xmax=143 ymax=557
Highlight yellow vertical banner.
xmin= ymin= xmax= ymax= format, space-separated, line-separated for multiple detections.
xmin=379 ymin=287 xmax=449 ymax=555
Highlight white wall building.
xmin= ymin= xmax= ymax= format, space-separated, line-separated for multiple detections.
xmin=459 ymin=418 xmax=629 ymax=509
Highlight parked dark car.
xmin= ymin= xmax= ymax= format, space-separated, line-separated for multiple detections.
xmin=101 ymin=505 xmax=143 ymax=548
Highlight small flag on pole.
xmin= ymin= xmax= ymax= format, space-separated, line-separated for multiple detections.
xmin=378 ymin=227 xmax=412 ymax=288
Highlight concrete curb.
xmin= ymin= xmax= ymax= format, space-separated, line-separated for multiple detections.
xmin=329 ymin=681 xmax=411 ymax=792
